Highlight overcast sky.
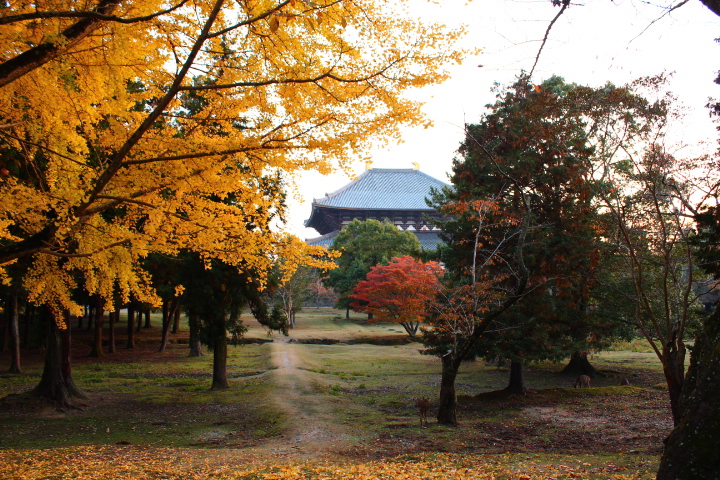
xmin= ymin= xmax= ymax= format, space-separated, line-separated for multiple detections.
xmin=291 ymin=0 xmax=720 ymax=239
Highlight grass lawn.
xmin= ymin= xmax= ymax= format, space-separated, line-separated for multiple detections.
xmin=0 ymin=308 xmax=671 ymax=479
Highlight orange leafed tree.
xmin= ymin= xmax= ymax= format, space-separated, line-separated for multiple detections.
xmin=350 ymin=256 xmax=443 ymax=337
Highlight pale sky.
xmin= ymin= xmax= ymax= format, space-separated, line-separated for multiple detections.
xmin=290 ymin=0 xmax=720 ymax=239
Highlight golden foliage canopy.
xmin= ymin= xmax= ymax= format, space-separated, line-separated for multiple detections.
xmin=0 ymin=0 xmax=467 ymax=314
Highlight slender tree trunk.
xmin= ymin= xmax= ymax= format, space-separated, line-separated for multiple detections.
xmin=143 ymin=308 xmax=152 ymax=329
xmin=657 ymin=309 xmax=720 ymax=479
xmin=1 ymin=303 xmax=8 ymax=353
xmin=171 ymin=305 xmax=181 ymax=334
xmin=8 ymin=290 xmax=22 ymax=374
xmin=188 ymin=312 xmax=203 ymax=357
xmin=136 ymin=306 xmax=142 ymax=332
xmin=32 ymin=308 xmax=86 ymax=406
xmin=437 ymin=354 xmax=458 ymax=425
xmin=158 ymin=299 xmax=177 ymax=353
xmin=107 ymin=309 xmax=116 ymax=354
xmin=560 ymin=351 xmax=599 ymax=378
xmin=76 ymin=308 xmax=84 ymax=330
xmin=211 ymin=334 xmax=229 ymax=390
xmin=86 ymin=304 xmax=94 ymax=331
xmin=89 ymin=298 xmax=105 ymax=358
xmin=504 ymin=359 xmax=528 ymax=394
xmin=346 ymin=306 xmax=350 ymax=319
xmin=23 ymin=304 xmax=33 ymax=347
xmin=126 ymin=305 xmax=135 ymax=349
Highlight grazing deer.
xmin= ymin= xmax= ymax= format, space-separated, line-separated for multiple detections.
xmin=573 ymin=375 xmax=591 ymax=388
xmin=416 ymin=398 xmax=431 ymax=427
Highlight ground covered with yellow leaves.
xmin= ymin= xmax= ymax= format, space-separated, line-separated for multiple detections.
xmin=0 ymin=446 xmax=655 ymax=479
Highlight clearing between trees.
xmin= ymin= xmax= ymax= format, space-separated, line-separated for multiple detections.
xmin=0 ymin=309 xmax=670 ymax=479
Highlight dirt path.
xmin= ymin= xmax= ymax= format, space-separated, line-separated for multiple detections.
xmin=249 ymin=339 xmax=359 ymax=460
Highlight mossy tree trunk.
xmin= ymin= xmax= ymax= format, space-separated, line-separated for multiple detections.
xmin=657 ymin=309 xmax=720 ymax=479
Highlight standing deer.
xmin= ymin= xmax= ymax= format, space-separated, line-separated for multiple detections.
xmin=573 ymin=375 xmax=591 ymax=388
xmin=416 ymin=398 xmax=431 ymax=427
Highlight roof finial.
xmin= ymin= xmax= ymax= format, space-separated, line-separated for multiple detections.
xmin=412 ymin=162 xmax=420 ymax=170
xmin=365 ymin=161 xmax=373 ymax=170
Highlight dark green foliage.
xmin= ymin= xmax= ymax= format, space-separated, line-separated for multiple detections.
xmin=179 ymin=253 xmax=287 ymax=348
xmin=429 ymin=75 xmax=623 ymax=371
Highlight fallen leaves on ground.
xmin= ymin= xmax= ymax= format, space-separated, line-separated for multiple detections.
xmin=0 ymin=446 xmax=655 ymax=479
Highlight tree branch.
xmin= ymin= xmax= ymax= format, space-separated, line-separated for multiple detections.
xmin=529 ymin=0 xmax=570 ymax=78
xmin=0 ymin=1 xmax=189 ymax=25
xmin=0 ymin=0 xmax=122 ymax=88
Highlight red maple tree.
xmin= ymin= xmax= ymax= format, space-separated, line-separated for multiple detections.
xmin=350 ymin=256 xmax=443 ymax=337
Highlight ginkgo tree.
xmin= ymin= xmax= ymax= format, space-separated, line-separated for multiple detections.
xmin=0 ymin=0 xmax=466 ymax=309
xmin=350 ymin=255 xmax=443 ymax=337
xmin=0 ymin=0 xmax=466 ymax=404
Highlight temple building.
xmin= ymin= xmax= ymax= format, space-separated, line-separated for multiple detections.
xmin=304 ymin=166 xmax=449 ymax=249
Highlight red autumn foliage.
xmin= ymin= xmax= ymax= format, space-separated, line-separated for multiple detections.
xmin=350 ymin=256 xmax=443 ymax=337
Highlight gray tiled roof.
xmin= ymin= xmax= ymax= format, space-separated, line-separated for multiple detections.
xmin=305 ymin=230 xmax=340 ymax=249
xmin=313 ymin=168 xmax=449 ymax=210
xmin=414 ymin=230 xmax=443 ymax=250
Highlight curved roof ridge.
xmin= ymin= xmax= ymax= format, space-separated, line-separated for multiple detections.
xmin=312 ymin=168 xmax=449 ymax=210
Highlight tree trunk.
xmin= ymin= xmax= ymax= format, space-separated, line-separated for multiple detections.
xmin=158 ymin=299 xmax=177 ymax=353
xmin=89 ymin=298 xmax=104 ymax=358
xmin=346 ymin=306 xmax=350 ymax=319
xmin=126 ymin=305 xmax=135 ymax=349
xmin=86 ymin=304 xmax=94 ymax=331
xmin=657 ymin=309 xmax=720 ymax=479
xmin=437 ymin=354 xmax=458 ymax=425
xmin=143 ymin=308 xmax=152 ymax=329
xmin=8 ymin=290 xmax=22 ymax=374
xmin=136 ymin=306 xmax=142 ymax=332
xmin=32 ymin=309 xmax=86 ymax=407
xmin=504 ymin=359 xmax=528 ymax=395
xmin=661 ymin=335 xmax=686 ymax=426
xmin=1 ymin=304 xmax=8 ymax=353
xmin=188 ymin=312 xmax=203 ymax=357
xmin=401 ymin=321 xmax=419 ymax=338
xmin=76 ymin=306 xmax=85 ymax=329
xmin=107 ymin=309 xmax=116 ymax=354
xmin=211 ymin=334 xmax=229 ymax=390
xmin=23 ymin=304 xmax=33 ymax=347
xmin=560 ymin=351 xmax=600 ymax=378
xmin=171 ymin=304 xmax=181 ymax=334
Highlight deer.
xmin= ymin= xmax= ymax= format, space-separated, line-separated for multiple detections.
xmin=573 ymin=375 xmax=591 ymax=388
xmin=416 ymin=398 xmax=431 ymax=427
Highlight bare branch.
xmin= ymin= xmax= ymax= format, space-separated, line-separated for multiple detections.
xmin=529 ymin=0 xmax=570 ymax=78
